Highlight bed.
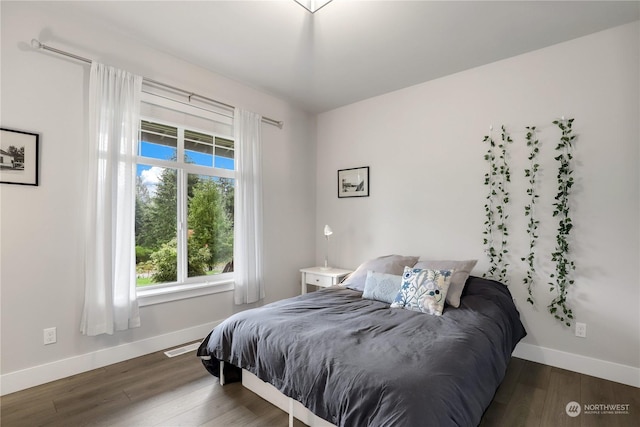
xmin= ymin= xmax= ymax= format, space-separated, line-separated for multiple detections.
xmin=197 ymin=271 xmax=526 ymax=426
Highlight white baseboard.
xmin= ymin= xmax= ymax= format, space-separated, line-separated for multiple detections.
xmin=0 ymin=320 xmax=222 ymax=396
xmin=513 ymin=342 xmax=639 ymax=388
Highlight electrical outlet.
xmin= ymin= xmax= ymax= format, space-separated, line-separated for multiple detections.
xmin=44 ymin=327 xmax=57 ymax=345
xmin=575 ymin=322 xmax=587 ymax=338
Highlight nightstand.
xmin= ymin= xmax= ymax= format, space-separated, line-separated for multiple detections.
xmin=300 ymin=267 xmax=352 ymax=294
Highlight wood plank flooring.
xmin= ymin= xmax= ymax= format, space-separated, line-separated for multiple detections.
xmin=1 ymin=347 xmax=637 ymax=426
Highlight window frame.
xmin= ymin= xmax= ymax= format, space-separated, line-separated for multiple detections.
xmin=135 ymin=111 xmax=236 ymax=306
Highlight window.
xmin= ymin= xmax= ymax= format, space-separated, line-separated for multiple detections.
xmin=135 ymin=119 xmax=235 ymax=291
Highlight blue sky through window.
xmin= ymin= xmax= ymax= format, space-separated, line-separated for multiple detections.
xmin=137 ymin=141 xmax=234 ymax=195
xmin=139 ymin=141 xmax=175 ymax=161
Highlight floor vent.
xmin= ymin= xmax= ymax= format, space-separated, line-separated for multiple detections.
xmin=164 ymin=342 xmax=200 ymax=358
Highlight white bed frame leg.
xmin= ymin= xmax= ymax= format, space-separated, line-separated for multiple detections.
xmin=219 ymin=360 xmax=225 ymax=386
xmin=242 ymin=369 xmax=337 ymax=427
xmin=289 ymin=398 xmax=294 ymax=427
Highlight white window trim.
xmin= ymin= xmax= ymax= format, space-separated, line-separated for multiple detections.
xmin=137 ymin=275 xmax=234 ymax=307
xmin=136 ymin=93 xmax=236 ymax=306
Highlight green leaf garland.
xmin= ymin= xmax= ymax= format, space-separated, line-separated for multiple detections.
xmin=522 ymin=126 xmax=540 ymax=305
xmin=548 ymin=118 xmax=576 ymax=327
xmin=482 ymin=126 xmax=511 ymax=284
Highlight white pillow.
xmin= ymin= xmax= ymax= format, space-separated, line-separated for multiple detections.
xmin=343 ymin=255 xmax=419 ymax=291
xmin=413 ymin=260 xmax=477 ymax=307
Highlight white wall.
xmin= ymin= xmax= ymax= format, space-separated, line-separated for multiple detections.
xmin=0 ymin=1 xmax=316 ymax=391
xmin=316 ymin=22 xmax=639 ymax=383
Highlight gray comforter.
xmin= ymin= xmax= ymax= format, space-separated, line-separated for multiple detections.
xmin=198 ymin=276 xmax=526 ymax=426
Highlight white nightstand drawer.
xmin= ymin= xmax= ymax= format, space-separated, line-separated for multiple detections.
xmin=305 ymin=273 xmax=333 ymax=287
xmin=300 ymin=267 xmax=353 ymax=294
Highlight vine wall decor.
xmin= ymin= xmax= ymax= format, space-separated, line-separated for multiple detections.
xmin=522 ymin=126 xmax=540 ymax=305
xmin=481 ymin=118 xmax=577 ymax=327
xmin=482 ymin=125 xmax=512 ymax=285
xmin=548 ymin=118 xmax=576 ymax=327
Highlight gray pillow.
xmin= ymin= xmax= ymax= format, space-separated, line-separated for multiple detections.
xmin=413 ymin=260 xmax=478 ymax=307
xmin=343 ymin=254 xmax=419 ymax=291
xmin=362 ymin=271 xmax=403 ymax=304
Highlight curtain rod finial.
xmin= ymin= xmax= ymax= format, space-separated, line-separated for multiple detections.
xmin=31 ymin=39 xmax=42 ymax=49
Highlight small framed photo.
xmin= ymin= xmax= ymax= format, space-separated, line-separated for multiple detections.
xmin=338 ymin=166 xmax=369 ymax=198
xmin=0 ymin=128 xmax=39 ymax=186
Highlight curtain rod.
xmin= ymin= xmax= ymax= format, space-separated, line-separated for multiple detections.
xmin=30 ymin=39 xmax=284 ymax=129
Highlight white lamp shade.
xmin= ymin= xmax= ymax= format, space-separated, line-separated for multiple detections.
xmin=323 ymin=225 xmax=333 ymax=237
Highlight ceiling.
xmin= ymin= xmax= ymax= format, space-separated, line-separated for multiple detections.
xmin=53 ymin=1 xmax=639 ymax=113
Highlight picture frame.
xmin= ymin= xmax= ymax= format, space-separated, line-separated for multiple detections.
xmin=0 ymin=128 xmax=39 ymax=186
xmin=338 ymin=166 xmax=369 ymax=198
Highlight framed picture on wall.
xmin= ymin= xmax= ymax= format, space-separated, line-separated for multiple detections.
xmin=0 ymin=128 xmax=40 ymax=186
xmin=338 ymin=166 xmax=369 ymax=198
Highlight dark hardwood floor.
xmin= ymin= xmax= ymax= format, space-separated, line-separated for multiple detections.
xmin=1 ymin=346 xmax=637 ymax=426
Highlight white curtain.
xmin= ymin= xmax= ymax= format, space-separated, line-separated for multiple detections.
xmin=234 ymin=108 xmax=264 ymax=304
xmin=81 ymin=62 xmax=142 ymax=336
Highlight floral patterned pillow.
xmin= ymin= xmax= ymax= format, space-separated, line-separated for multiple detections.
xmin=390 ymin=267 xmax=454 ymax=315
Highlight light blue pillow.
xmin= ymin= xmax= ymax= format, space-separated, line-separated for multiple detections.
xmin=362 ymin=271 xmax=403 ymax=304
xmin=342 ymin=255 xmax=419 ymax=291
xmin=390 ymin=267 xmax=454 ymax=315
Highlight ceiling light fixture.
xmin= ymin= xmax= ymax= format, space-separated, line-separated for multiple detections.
xmin=294 ymin=0 xmax=333 ymax=13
